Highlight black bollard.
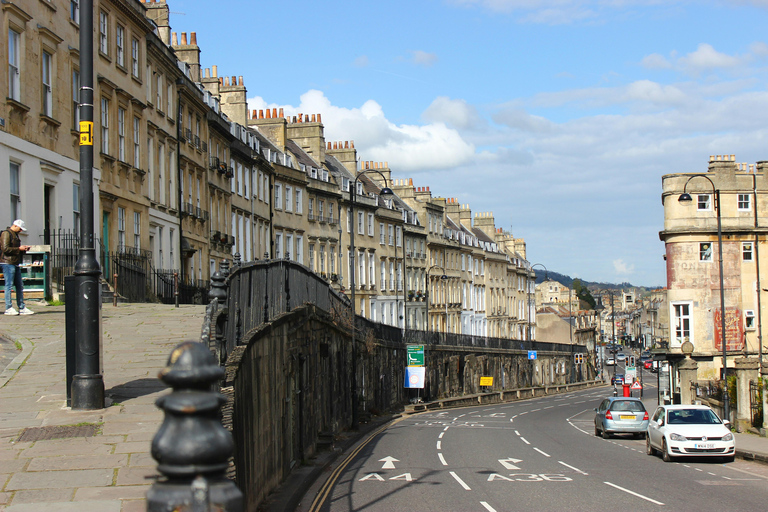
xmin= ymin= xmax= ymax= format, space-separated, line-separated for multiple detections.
xmin=146 ymin=341 xmax=242 ymax=511
xmin=208 ymin=270 xmax=227 ymax=304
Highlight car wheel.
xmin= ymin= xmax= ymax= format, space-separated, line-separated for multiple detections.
xmin=646 ymin=436 xmax=656 ymax=455
xmin=602 ymin=427 xmax=611 ymax=439
xmin=662 ymin=439 xmax=674 ymax=462
xmin=594 ymin=424 xmax=600 ymax=437
xmin=722 ymin=455 xmax=734 ymax=463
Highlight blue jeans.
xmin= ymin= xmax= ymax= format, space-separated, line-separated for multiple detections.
xmin=2 ymin=264 xmax=25 ymax=311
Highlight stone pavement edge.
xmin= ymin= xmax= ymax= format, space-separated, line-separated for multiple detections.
xmin=0 ymin=303 xmax=207 ymax=512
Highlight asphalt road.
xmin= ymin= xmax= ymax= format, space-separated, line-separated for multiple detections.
xmin=307 ymin=369 xmax=768 ymax=512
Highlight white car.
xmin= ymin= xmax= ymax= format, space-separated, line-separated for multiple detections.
xmin=605 ymin=357 xmax=616 ymax=366
xmin=646 ymin=404 xmax=734 ymax=463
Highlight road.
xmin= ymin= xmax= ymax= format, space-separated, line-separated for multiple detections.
xmin=305 ymin=367 xmax=768 ymax=512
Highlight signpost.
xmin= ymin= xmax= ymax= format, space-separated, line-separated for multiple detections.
xmin=405 ymin=345 xmax=426 ymax=401
xmin=407 ymin=345 xmax=425 ymax=367
xmin=528 ymin=351 xmax=537 ymax=360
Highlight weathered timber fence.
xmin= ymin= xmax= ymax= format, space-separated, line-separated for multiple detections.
xmin=202 ymin=259 xmax=594 ymax=511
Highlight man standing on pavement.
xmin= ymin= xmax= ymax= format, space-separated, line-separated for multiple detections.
xmin=1 ymin=219 xmax=34 ymax=315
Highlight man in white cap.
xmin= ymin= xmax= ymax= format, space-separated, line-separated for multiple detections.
xmin=1 ymin=219 xmax=34 ymax=315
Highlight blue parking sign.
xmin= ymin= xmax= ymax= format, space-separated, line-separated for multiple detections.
xmin=528 ymin=350 xmax=537 ymax=360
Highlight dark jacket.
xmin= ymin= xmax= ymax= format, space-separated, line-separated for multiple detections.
xmin=0 ymin=228 xmax=23 ymax=265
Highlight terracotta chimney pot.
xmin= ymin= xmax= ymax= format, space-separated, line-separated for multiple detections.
xmin=212 ymin=65 xmax=218 ymax=77
xmin=190 ymin=32 xmax=197 ymax=45
xmin=172 ymin=32 xmax=178 ymax=45
xmin=279 ymin=108 xmax=284 ymax=117
xmin=181 ymin=32 xmax=187 ymax=45
xmin=266 ymin=109 xmax=271 ymax=119
xmin=317 ymin=114 xmax=322 ymax=123
xmin=272 ymin=108 xmax=277 ymax=118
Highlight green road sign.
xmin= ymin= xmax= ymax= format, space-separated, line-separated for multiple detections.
xmin=407 ymin=345 xmax=425 ymax=366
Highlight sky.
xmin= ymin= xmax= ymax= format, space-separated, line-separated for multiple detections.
xmin=170 ymin=0 xmax=768 ymax=288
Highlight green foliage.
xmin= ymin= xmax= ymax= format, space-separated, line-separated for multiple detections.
xmin=572 ymin=279 xmax=596 ymax=309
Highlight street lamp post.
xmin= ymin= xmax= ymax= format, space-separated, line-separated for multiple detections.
xmin=594 ymin=296 xmax=605 ymax=381
xmin=349 ymin=171 xmax=393 ymax=429
xmin=426 ymin=264 xmax=447 ymax=342
xmin=679 ymin=175 xmax=729 ymax=422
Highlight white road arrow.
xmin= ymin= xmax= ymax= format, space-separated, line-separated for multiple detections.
xmin=498 ymin=457 xmax=523 ymax=470
xmin=380 ymin=456 xmax=399 ymax=469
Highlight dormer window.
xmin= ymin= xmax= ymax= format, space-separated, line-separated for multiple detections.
xmin=310 ymin=167 xmax=317 ymax=179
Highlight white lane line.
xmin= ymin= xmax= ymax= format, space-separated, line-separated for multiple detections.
xmin=531 ymin=408 xmax=541 ymax=412
xmin=438 ymin=453 xmax=447 ymax=465
xmin=514 ymin=430 xmax=520 ymax=435
xmin=480 ymin=502 xmax=497 ymax=512
xmin=443 ymin=426 xmax=450 ymax=431
xmin=437 ymin=440 xmax=442 ymax=450
xmin=519 ymin=411 xmax=529 ymax=415
xmin=439 ymin=432 xmax=445 ymax=439
xmin=520 ymin=437 xmax=531 ymax=445
xmin=604 ymin=482 xmax=664 ymax=505
xmin=450 ymin=471 xmax=472 ymax=490
xmin=559 ymin=461 xmax=588 ymax=475
xmin=533 ymin=447 xmax=551 ymax=457
xmin=544 ymin=406 xmax=554 ymax=410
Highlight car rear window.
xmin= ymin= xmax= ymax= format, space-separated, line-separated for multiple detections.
xmin=610 ymin=401 xmax=645 ymax=412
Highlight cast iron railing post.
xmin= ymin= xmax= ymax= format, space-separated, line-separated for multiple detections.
xmin=147 ymin=341 xmax=242 ymax=511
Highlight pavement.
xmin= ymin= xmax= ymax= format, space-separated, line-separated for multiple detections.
xmin=0 ymin=302 xmax=207 ymax=512
xmin=0 ymin=304 xmax=766 ymax=512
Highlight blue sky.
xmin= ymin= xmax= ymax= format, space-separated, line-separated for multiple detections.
xmin=171 ymin=0 xmax=768 ymax=287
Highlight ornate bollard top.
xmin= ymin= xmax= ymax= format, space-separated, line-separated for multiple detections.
xmin=233 ymin=252 xmax=241 ymax=268
xmin=208 ymin=270 xmax=227 ymax=303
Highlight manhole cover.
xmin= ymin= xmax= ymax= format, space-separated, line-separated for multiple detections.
xmin=17 ymin=424 xmax=99 ymax=442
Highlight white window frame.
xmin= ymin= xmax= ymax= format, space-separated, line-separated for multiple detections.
xmin=275 ymin=183 xmax=282 ymax=210
xmin=742 ymin=241 xmax=754 ymax=261
xmin=100 ymin=98 xmax=110 ymax=154
xmin=358 ymin=211 xmax=364 ymax=235
xmin=8 ymin=29 xmax=20 ymax=101
xmin=131 ymin=37 xmax=139 ymax=77
xmin=697 ymin=194 xmax=712 ymax=211
xmin=133 ymin=117 xmax=140 ymax=167
xmin=99 ymin=11 xmax=109 ymax=55
xmin=738 ymin=194 xmax=751 ymax=211
xmin=368 ymin=213 xmax=374 ymax=236
xmin=671 ymin=301 xmax=693 ymax=347
xmin=745 ymin=310 xmax=756 ymax=330
xmin=285 ymin=185 xmax=292 ymax=212
xmin=42 ymin=51 xmax=52 ymax=117
xmin=116 ymin=24 xmax=124 ymax=67
xmin=117 ymin=107 xmax=126 ymax=162
xmin=295 ymin=189 xmax=303 ymax=214
xmin=699 ymin=242 xmax=713 ymax=262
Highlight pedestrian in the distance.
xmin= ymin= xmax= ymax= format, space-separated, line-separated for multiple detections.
xmin=1 ymin=219 xmax=34 ymax=315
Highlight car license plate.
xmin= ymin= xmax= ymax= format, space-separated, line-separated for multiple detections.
xmin=694 ymin=443 xmax=715 ymax=449
xmin=620 ymin=415 xmax=635 ymax=420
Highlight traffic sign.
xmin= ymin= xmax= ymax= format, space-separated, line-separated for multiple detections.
xmin=528 ymin=350 xmax=537 ymax=360
xmin=480 ymin=376 xmax=493 ymax=386
xmin=404 ymin=366 xmax=425 ymax=388
xmin=407 ymin=345 xmax=425 ymax=366
xmin=631 ymin=381 xmax=642 ymax=390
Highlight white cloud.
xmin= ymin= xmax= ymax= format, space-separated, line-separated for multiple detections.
xmin=247 ymin=90 xmax=475 ymax=172
xmin=613 ymin=259 xmax=636 ymax=275
xmin=410 ymin=50 xmax=438 ymax=67
xmin=678 ymin=43 xmax=743 ymax=71
xmin=640 ymin=53 xmax=672 ymax=69
xmin=422 ymin=97 xmax=484 ymax=130
xmin=353 ymin=55 xmax=369 ymax=68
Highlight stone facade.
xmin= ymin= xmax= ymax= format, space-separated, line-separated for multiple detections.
xmin=660 ymin=155 xmax=768 ymax=380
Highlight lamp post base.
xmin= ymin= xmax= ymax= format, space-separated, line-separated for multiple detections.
xmin=71 ymin=374 xmax=104 ymax=410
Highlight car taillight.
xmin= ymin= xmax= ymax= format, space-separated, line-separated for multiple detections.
xmin=605 ymin=411 xmax=613 ymax=420
xmin=643 ymin=411 xmax=649 ymax=421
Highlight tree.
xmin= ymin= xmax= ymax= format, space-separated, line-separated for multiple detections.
xmin=572 ymin=278 xmax=596 ymax=310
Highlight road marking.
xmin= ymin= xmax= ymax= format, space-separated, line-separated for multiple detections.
xmin=533 ymin=447 xmax=551 ymax=457
xmin=439 ymin=453 xmax=447 ymax=465
xmin=514 ymin=430 xmax=519 ymax=435
xmin=443 ymin=426 xmax=450 ymax=431
xmin=439 ymin=432 xmax=445 ymax=439
xmin=531 ymin=408 xmax=541 ymax=412
xmin=520 ymin=437 xmax=530 ymax=445
xmin=498 ymin=457 xmax=523 ymax=470
xmin=544 ymin=406 xmax=554 ymax=409
xmin=450 ymin=471 xmax=472 ymax=490
xmin=480 ymin=502 xmax=497 ymax=512
xmin=359 ymin=473 xmax=385 ymax=481
xmin=604 ymin=481 xmax=664 ymax=505
xmin=558 ymin=461 xmax=588 ymax=475
xmin=437 ymin=441 xmax=442 ymax=450
xmin=379 ymin=456 xmax=398 ymax=469
xmin=519 ymin=411 xmax=529 ymax=415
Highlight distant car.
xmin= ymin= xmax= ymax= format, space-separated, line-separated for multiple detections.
xmin=616 ymin=353 xmax=627 ymax=362
xmin=611 ymin=374 xmax=624 ymax=385
xmin=644 ymin=360 xmax=653 ymax=370
xmin=605 ymin=357 xmax=616 ymax=366
xmin=595 ymin=397 xmax=649 ymax=439
xmin=647 ymin=404 xmax=734 ymax=463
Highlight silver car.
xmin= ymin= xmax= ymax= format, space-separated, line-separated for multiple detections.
xmin=594 ymin=397 xmax=649 ymax=439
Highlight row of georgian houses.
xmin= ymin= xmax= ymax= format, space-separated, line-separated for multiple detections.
xmin=1 ymin=0 xmax=538 ymax=339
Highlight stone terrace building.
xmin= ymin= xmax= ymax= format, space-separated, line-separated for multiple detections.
xmin=660 ymin=155 xmax=768 ymax=380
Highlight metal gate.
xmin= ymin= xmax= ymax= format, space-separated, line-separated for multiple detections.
xmin=750 ymin=380 xmax=763 ymax=429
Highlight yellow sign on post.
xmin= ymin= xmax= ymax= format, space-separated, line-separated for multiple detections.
xmin=79 ymin=121 xmax=93 ymax=146
xmin=479 ymin=376 xmax=493 ymax=387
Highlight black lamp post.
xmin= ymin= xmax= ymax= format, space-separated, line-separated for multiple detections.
xmin=594 ymin=296 xmax=605 ymax=380
xmin=71 ymin=0 xmax=104 ymax=410
xmin=679 ymin=175 xmax=729 ymax=422
xmin=349 ymin=170 xmax=393 ymax=429
xmin=426 ymin=264 xmax=447 ymax=341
